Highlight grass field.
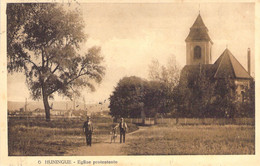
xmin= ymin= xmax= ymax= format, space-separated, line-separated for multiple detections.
xmin=122 ymin=124 xmax=255 ymax=155
xmin=8 ymin=117 xmax=138 ymax=156
xmin=8 ymin=117 xmax=255 ymax=155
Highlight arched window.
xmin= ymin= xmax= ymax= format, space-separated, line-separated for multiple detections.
xmin=194 ymin=46 xmax=201 ymax=59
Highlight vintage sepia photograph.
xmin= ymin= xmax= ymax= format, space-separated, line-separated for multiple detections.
xmin=5 ymin=1 xmax=256 ymax=158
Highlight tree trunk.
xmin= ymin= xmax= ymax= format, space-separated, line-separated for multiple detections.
xmin=43 ymin=94 xmax=51 ymax=122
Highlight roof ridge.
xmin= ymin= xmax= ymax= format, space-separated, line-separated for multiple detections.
xmin=225 ymin=49 xmax=237 ymax=78
xmin=191 ymin=14 xmax=207 ymax=29
xmin=227 ymin=49 xmax=252 ymax=79
xmin=213 ymin=50 xmax=226 ymax=78
xmin=214 ymin=49 xmax=252 ymax=79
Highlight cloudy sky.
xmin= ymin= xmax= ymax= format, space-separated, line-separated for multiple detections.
xmin=7 ymin=2 xmax=255 ymax=103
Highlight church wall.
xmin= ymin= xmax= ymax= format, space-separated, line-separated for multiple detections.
xmin=186 ymin=42 xmax=191 ymax=65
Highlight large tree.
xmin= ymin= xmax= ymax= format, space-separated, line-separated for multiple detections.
xmin=148 ymin=57 xmax=180 ymax=88
xmin=212 ymin=77 xmax=237 ymax=118
xmin=176 ymin=66 xmax=217 ymax=118
xmin=148 ymin=57 xmax=181 ymax=117
xmin=109 ymin=74 xmax=179 ymax=120
xmin=109 ymin=76 xmax=147 ymax=119
xmin=144 ymin=81 xmax=173 ymax=117
xmin=177 ymin=67 xmax=240 ymax=118
xmin=238 ymin=80 xmax=255 ymax=118
xmin=7 ymin=4 xmax=105 ymax=121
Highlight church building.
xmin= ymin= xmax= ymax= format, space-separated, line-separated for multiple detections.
xmin=180 ymin=13 xmax=253 ymax=102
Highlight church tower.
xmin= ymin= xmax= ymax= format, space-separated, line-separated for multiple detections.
xmin=185 ymin=14 xmax=213 ymax=65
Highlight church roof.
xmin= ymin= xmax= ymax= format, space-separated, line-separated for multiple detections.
xmin=191 ymin=14 xmax=208 ymax=29
xmin=185 ymin=14 xmax=213 ymax=44
xmin=180 ymin=49 xmax=252 ymax=84
xmin=214 ymin=49 xmax=252 ymax=79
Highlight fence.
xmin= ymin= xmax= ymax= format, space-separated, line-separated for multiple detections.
xmin=123 ymin=117 xmax=254 ymax=126
xmin=155 ymin=117 xmax=254 ymax=125
xmin=8 ymin=114 xmax=254 ymax=126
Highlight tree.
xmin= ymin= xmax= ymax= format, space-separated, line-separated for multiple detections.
xmin=148 ymin=56 xmax=180 ymax=88
xmin=188 ymin=69 xmax=216 ymax=118
xmin=109 ymin=56 xmax=181 ymax=119
xmin=148 ymin=57 xmax=181 ymax=117
xmin=109 ymin=76 xmax=148 ymax=119
xmin=212 ymin=77 xmax=237 ymax=118
xmin=239 ymin=80 xmax=255 ymax=117
xmin=148 ymin=59 xmax=160 ymax=81
xmin=177 ymin=66 xmax=217 ymax=118
xmin=7 ymin=4 xmax=105 ymax=121
xmin=144 ymin=81 xmax=174 ymax=117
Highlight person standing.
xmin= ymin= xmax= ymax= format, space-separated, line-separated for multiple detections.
xmin=83 ymin=116 xmax=94 ymax=146
xmin=115 ymin=118 xmax=128 ymax=143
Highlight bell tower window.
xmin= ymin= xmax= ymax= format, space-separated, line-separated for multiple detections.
xmin=194 ymin=46 xmax=201 ymax=59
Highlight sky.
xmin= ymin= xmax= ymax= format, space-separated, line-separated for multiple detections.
xmin=7 ymin=2 xmax=255 ymax=103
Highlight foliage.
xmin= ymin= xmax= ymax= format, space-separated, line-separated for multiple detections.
xmin=7 ymin=4 xmax=105 ymax=121
xmin=176 ymin=66 xmax=216 ymax=118
xmin=211 ymin=77 xmax=237 ymax=118
xmin=147 ymin=57 xmax=181 ymax=117
xmin=109 ymin=57 xmax=181 ymax=119
xmin=109 ymin=76 xmax=148 ymax=118
xmin=235 ymin=80 xmax=255 ymax=118
xmin=109 ymin=75 xmax=179 ymax=118
xmin=144 ymin=81 xmax=175 ymax=116
xmin=176 ymin=65 xmax=245 ymax=118
xmin=176 ymin=65 xmax=255 ymax=118
xmin=148 ymin=57 xmax=180 ymax=89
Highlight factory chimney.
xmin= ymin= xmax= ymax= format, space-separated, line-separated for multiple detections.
xmin=247 ymin=48 xmax=251 ymax=76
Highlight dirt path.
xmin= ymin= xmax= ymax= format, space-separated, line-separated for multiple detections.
xmin=65 ymin=127 xmax=145 ymax=156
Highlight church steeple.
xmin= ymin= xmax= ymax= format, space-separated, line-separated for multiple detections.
xmin=185 ymin=14 xmax=213 ymax=65
xmin=190 ymin=14 xmax=207 ymax=29
xmin=185 ymin=14 xmax=213 ymax=43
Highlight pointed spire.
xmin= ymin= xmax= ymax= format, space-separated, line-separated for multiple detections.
xmin=190 ymin=14 xmax=208 ymax=29
xmin=185 ymin=13 xmax=213 ymax=44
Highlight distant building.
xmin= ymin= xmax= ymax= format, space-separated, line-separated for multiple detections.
xmin=33 ymin=108 xmax=45 ymax=116
xmin=180 ymin=14 xmax=253 ymax=102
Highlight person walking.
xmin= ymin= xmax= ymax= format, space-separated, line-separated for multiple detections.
xmin=83 ymin=116 xmax=94 ymax=146
xmin=115 ymin=118 xmax=128 ymax=143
